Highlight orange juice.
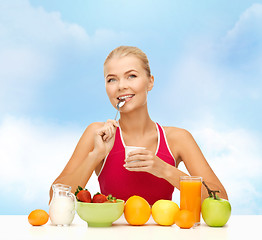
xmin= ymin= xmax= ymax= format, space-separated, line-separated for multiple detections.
xmin=180 ymin=176 xmax=202 ymax=224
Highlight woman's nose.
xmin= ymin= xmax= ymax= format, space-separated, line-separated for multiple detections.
xmin=118 ymin=78 xmax=128 ymax=90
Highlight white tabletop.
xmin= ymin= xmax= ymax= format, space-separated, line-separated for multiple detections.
xmin=0 ymin=214 xmax=260 ymax=240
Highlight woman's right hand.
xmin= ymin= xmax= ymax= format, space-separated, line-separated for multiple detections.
xmin=93 ymin=119 xmax=119 ymax=159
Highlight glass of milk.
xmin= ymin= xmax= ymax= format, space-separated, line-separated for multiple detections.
xmin=49 ymin=183 xmax=76 ymax=226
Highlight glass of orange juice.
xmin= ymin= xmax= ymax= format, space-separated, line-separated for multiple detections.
xmin=180 ymin=176 xmax=202 ymax=225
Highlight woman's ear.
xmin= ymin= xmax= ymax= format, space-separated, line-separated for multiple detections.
xmin=147 ymin=75 xmax=154 ymax=92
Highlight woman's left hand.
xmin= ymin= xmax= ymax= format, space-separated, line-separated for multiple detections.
xmin=124 ymin=148 xmax=167 ymax=178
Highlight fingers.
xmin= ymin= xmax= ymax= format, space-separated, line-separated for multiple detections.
xmin=124 ymin=151 xmax=164 ymax=178
xmin=102 ymin=128 xmax=111 ymax=142
xmin=125 ymin=166 xmax=148 ymax=172
xmin=124 ymin=150 xmax=156 ymax=172
xmin=106 ymin=119 xmax=119 ymax=128
xmin=125 ymin=153 xmax=151 ymax=163
xmin=124 ymin=159 xmax=151 ymax=168
xmin=124 ymin=160 xmax=153 ymax=173
xmin=97 ymin=119 xmax=119 ymax=142
xmin=125 ymin=149 xmax=151 ymax=162
xmin=98 ymin=127 xmax=112 ymax=142
xmin=124 ymin=150 xmax=150 ymax=168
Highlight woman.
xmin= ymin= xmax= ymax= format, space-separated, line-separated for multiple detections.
xmin=49 ymin=46 xmax=228 ymax=204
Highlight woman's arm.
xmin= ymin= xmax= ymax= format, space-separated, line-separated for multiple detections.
xmin=49 ymin=120 xmax=118 ymax=203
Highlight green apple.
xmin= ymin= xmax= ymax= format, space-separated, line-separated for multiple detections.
xmin=201 ymin=181 xmax=231 ymax=227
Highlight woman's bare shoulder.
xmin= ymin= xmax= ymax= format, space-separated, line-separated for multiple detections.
xmin=80 ymin=122 xmax=104 ymax=141
xmin=162 ymin=126 xmax=192 ymax=142
xmin=85 ymin=122 xmax=104 ymax=132
xmin=68 ymin=122 xmax=105 ymax=158
xmin=161 ymin=126 xmax=192 ymax=164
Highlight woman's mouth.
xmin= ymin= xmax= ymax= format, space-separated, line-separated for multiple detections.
xmin=117 ymin=94 xmax=135 ymax=102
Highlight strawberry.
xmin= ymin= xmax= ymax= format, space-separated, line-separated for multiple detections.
xmin=92 ymin=192 xmax=108 ymax=203
xmin=75 ymin=186 xmax=91 ymax=203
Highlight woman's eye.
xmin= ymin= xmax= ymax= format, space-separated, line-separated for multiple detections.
xmin=107 ymin=78 xmax=116 ymax=83
xmin=128 ymin=74 xmax=137 ymax=79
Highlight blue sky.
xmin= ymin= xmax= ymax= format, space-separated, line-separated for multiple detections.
xmin=0 ymin=0 xmax=261 ymax=215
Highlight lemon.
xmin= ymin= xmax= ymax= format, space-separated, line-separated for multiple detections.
xmin=152 ymin=200 xmax=180 ymax=226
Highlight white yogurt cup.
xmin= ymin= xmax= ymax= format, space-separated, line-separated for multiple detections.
xmin=125 ymin=146 xmax=146 ymax=159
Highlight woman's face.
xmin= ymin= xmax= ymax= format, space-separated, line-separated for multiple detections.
xmin=104 ymin=55 xmax=154 ymax=112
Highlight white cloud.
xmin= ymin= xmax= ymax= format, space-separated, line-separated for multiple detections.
xmin=220 ymin=3 xmax=262 ymax=78
xmin=194 ymin=127 xmax=262 ymax=177
xmin=224 ymin=3 xmax=262 ymax=45
xmin=0 ymin=0 xmax=88 ymax=113
xmin=193 ymin=126 xmax=262 ymax=193
xmin=172 ymin=124 xmax=262 ymax=214
xmin=0 ymin=0 xmax=89 ymax=45
xmin=0 ymin=115 xmax=100 ymax=212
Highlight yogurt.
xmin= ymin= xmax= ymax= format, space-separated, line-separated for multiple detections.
xmin=125 ymin=146 xmax=146 ymax=159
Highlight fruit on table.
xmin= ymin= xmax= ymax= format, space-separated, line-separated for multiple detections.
xmin=75 ymin=186 xmax=117 ymax=203
xmin=92 ymin=192 xmax=108 ymax=203
xmin=201 ymin=181 xmax=231 ymax=227
xmin=124 ymin=195 xmax=151 ymax=225
xmin=152 ymin=200 xmax=180 ymax=226
xmin=75 ymin=186 xmax=92 ymax=203
xmin=28 ymin=209 xmax=49 ymax=226
xmin=175 ymin=210 xmax=195 ymax=229
xmin=93 ymin=193 xmax=117 ymax=203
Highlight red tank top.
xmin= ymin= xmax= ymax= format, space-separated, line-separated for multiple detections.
xmin=98 ymin=122 xmax=176 ymax=205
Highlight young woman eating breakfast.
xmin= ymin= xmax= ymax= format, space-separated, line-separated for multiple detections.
xmin=49 ymin=46 xmax=228 ymax=205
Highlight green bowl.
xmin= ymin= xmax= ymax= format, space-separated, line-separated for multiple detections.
xmin=76 ymin=199 xmax=125 ymax=227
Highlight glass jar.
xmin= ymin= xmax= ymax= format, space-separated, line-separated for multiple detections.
xmin=49 ymin=183 xmax=76 ymax=226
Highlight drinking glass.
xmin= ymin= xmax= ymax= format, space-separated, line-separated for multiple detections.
xmin=180 ymin=176 xmax=202 ymax=225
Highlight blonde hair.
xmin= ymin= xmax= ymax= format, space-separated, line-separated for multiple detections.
xmin=104 ymin=46 xmax=151 ymax=77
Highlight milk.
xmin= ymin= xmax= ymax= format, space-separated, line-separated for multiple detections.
xmin=49 ymin=196 xmax=75 ymax=226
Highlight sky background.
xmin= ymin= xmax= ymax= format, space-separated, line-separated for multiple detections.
xmin=0 ymin=0 xmax=262 ymax=215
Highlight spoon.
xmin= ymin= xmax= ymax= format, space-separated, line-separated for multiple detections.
xmin=114 ymin=100 xmax=125 ymax=120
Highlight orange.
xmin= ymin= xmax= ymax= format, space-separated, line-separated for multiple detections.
xmin=175 ymin=210 xmax=195 ymax=229
xmin=124 ymin=195 xmax=151 ymax=225
xmin=152 ymin=200 xmax=180 ymax=226
xmin=28 ymin=209 xmax=49 ymax=226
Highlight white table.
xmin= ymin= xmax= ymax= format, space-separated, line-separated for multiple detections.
xmin=0 ymin=214 xmax=259 ymax=239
